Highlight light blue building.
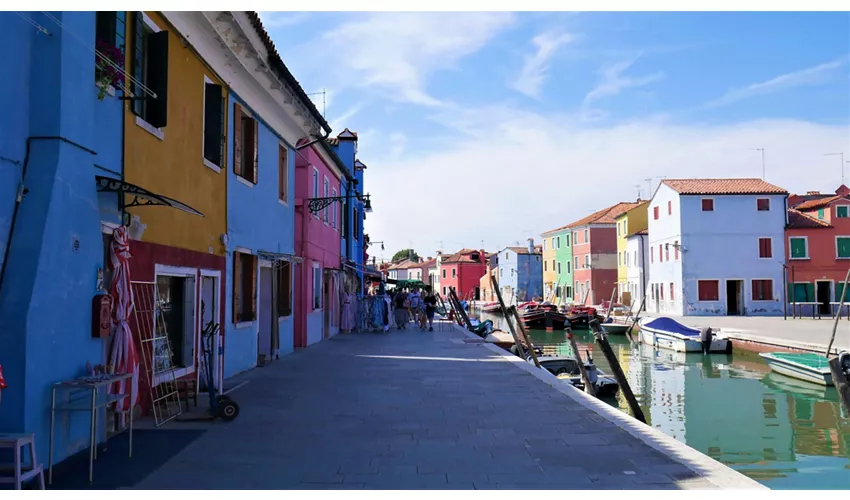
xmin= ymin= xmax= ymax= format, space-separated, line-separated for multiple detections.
xmin=0 ymin=11 xmax=128 ymax=465
xmin=496 ymin=239 xmax=543 ymax=303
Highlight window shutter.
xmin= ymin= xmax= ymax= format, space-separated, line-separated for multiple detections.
xmin=146 ymin=30 xmax=169 ymax=128
xmin=233 ymin=103 xmax=243 ymax=176
xmin=250 ymin=255 xmax=258 ymax=319
xmin=131 ymin=12 xmax=144 ymax=117
xmin=204 ymin=83 xmax=223 ymax=165
xmin=278 ymin=144 xmax=287 ymax=200
xmin=252 ymin=118 xmax=259 ymax=184
xmin=232 ymin=252 xmax=242 ymax=322
xmin=219 ymin=94 xmax=227 ymax=170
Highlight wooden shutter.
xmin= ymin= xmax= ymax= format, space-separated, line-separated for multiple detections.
xmin=250 ymin=255 xmax=258 ymax=320
xmin=252 ymin=118 xmax=259 ymax=184
xmin=232 ymin=252 xmax=242 ymax=322
xmin=146 ymin=30 xmax=169 ymax=128
xmin=131 ymin=12 xmax=144 ymax=117
xmin=233 ymin=103 xmax=243 ymax=176
xmin=278 ymin=144 xmax=287 ymax=200
xmin=203 ymin=83 xmax=223 ymax=165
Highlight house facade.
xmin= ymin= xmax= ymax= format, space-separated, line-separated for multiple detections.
xmin=540 ymin=228 xmax=573 ymax=303
xmin=614 ymin=201 xmax=648 ymax=305
xmin=785 ymin=189 xmax=850 ymax=314
xmin=540 ymin=230 xmax=557 ymax=299
xmin=625 ymin=230 xmax=650 ymax=309
xmin=647 ymin=178 xmax=788 ymax=316
xmin=570 ymin=202 xmax=640 ymax=305
xmin=440 ymin=249 xmax=487 ymax=299
xmin=496 ymin=240 xmax=543 ymax=303
xmin=329 ymin=130 xmax=368 ymax=293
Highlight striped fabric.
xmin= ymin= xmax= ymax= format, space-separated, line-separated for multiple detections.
xmin=108 ymin=226 xmax=139 ymax=417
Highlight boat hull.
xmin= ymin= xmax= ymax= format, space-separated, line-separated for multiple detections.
xmin=521 ymin=311 xmax=568 ymax=329
xmin=600 ymin=322 xmax=631 ymax=335
xmin=759 ymin=352 xmax=833 ymax=386
xmin=638 ymin=319 xmax=730 ymax=353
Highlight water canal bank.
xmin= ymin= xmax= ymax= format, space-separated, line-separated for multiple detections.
xmin=472 ymin=311 xmax=850 ymax=490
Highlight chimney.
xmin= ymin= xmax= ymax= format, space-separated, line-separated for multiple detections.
xmin=527 ymin=238 xmax=534 ymax=254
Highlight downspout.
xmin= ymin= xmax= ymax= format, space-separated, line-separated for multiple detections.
xmin=295 ymin=129 xmax=331 ymax=152
xmin=0 ymin=136 xmax=97 ymax=295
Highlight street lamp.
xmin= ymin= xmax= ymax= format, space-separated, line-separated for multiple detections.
xmin=307 ymin=192 xmax=373 ymax=215
xmin=825 ymin=152 xmax=845 ymax=185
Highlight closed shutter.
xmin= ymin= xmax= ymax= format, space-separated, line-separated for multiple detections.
xmin=836 ymin=282 xmax=847 ymax=303
xmin=789 ymin=238 xmax=806 ymax=258
xmin=252 ymin=118 xmax=259 ymax=184
xmin=131 ymin=12 xmax=144 ymax=117
xmin=233 ymin=103 xmax=243 ymax=176
xmin=203 ymin=83 xmax=223 ymax=165
xmin=250 ymin=255 xmax=258 ymax=320
xmin=146 ymin=30 xmax=169 ymax=128
xmin=698 ymin=280 xmax=719 ymax=301
xmin=838 ymin=237 xmax=850 ymax=258
xmin=232 ymin=252 xmax=242 ymax=322
xmin=789 ymin=282 xmax=814 ymax=302
xmin=278 ymin=144 xmax=287 ymax=201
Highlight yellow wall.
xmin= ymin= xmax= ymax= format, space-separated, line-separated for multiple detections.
xmin=124 ymin=12 xmax=227 ymax=256
xmin=616 ymin=201 xmax=649 ymax=283
xmin=541 ymin=232 xmax=557 ymax=291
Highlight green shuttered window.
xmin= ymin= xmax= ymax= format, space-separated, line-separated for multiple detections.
xmin=789 ymin=237 xmax=808 ymax=259
xmin=838 ymin=237 xmax=850 ymax=259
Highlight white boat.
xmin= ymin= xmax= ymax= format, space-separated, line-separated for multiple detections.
xmin=758 ymin=352 xmax=833 ymax=386
xmin=638 ymin=316 xmax=730 ymax=353
xmin=600 ymin=321 xmax=631 ymax=335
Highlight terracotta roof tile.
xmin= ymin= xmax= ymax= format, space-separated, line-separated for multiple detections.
xmin=443 ymin=249 xmax=485 ymax=264
xmin=661 ymin=178 xmax=788 ymax=195
xmin=505 ymin=246 xmax=542 ymax=255
xmin=628 ymin=229 xmax=649 ymax=236
xmin=564 ymin=201 xmax=644 ymax=229
xmin=793 ymin=195 xmax=844 ymax=211
xmin=787 ymin=209 xmax=831 ymax=229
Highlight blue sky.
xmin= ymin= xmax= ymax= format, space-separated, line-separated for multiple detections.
xmin=260 ymin=11 xmax=850 ymax=257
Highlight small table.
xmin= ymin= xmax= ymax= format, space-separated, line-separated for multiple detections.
xmin=829 ymin=302 xmax=850 ymax=320
xmin=48 ymin=373 xmax=134 ymax=485
xmin=790 ymin=301 xmax=822 ymax=319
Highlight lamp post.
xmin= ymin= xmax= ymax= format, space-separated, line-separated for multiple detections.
xmin=307 ymin=192 xmax=372 ymax=215
xmin=825 ymin=152 xmax=845 ymax=185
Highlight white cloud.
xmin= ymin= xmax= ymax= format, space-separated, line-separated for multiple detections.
xmin=258 ymin=12 xmax=310 ymax=28
xmin=697 ymin=57 xmax=847 ymax=110
xmin=511 ymin=31 xmax=575 ymax=99
xmin=363 ymin=105 xmax=849 ymax=257
xmin=584 ymin=53 xmax=664 ymax=104
xmin=293 ymin=12 xmax=516 ymax=106
xmin=328 ymin=102 xmax=363 ymax=133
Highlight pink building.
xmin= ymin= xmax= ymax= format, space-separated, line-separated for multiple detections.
xmin=294 ymin=139 xmax=352 ymax=348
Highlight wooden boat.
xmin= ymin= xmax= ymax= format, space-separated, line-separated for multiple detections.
xmin=480 ymin=302 xmax=502 ymax=313
xmin=600 ymin=320 xmax=631 ymax=335
xmin=520 ymin=303 xmax=568 ymax=330
xmin=526 ymin=355 xmax=620 ymax=398
xmin=564 ymin=305 xmax=597 ymax=327
xmin=758 ymin=352 xmax=833 ymax=386
xmin=483 ymin=330 xmax=514 ymax=350
xmin=638 ymin=316 xmax=731 ymax=353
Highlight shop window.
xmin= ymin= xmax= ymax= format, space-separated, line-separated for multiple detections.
xmin=156 ymin=274 xmax=195 ymax=369
xmin=233 ymin=251 xmax=257 ymax=323
xmin=131 ymin=12 xmax=169 ymax=128
xmin=233 ymin=104 xmax=258 ymax=184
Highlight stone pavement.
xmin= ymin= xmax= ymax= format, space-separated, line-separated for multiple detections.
xmin=130 ymin=322 xmax=760 ymax=490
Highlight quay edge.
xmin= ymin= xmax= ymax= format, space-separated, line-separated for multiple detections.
xmin=453 ymin=324 xmax=767 ymax=490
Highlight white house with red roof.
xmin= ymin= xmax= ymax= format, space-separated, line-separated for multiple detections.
xmin=647 ymin=178 xmax=789 ymax=316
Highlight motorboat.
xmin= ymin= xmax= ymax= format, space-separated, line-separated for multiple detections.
xmin=525 ymin=352 xmax=620 ymax=398
xmin=638 ymin=316 xmax=731 ymax=353
xmin=520 ymin=303 xmax=568 ymax=330
xmin=758 ymin=352 xmax=833 ymax=386
xmin=480 ymin=302 xmax=502 ymax=313
xmin=564 ymin=305 xmax=597 ymax=328
xmin=599 ymin=319 xmax=632 ymax=335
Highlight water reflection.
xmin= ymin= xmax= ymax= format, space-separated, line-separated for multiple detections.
xmin=473 ymin=311 xmax=850 ymax=489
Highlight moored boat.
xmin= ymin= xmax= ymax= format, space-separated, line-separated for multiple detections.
xmin=520 ymin=303 xmax=568 ymax=330
xmin=758 ymin=352 xmax=833 ymax=386
xmin=480 ymin=301 xmax=502 ymax=313
xmin=600 ymin=321 xmax=631 ymax=335
xmin=564 ymin=305 xmax=597 ymax=327
xmin=638 ymin=316 xmax=731 ymax=353
xmin=526 ymin=354 xmax=620 ymax=398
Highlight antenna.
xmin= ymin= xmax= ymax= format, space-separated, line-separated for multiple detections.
xmin=306 ymin=88 xmax=327 ymax=117
xmin=634 ymin=184 xmax=642 ymax=200
xmin=644 ymin=177 xmax=653 ymax=199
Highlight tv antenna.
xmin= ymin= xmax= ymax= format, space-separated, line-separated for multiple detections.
xmin=634 ymin=184 xmax=642 ymax=200
xmin=306 ymin=88 xmax=327 ymax=117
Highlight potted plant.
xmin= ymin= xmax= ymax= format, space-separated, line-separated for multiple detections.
xmin=95 ymin=39 xmax=125 ymax=100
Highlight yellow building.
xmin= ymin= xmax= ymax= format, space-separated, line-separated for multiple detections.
xmin=614 ymin=201 xmax=648 ymax=305
xmin=540 ymin=230 xmax=558 ymax=299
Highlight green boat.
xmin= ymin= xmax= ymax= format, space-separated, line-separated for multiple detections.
xmin=758 ymin=352 xmax=833 ymax=386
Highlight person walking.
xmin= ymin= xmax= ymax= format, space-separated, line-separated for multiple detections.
xmin=408 ymin=288 xmax=421 ymax=326
xmin=423 ymin=289 xmax=438 ymax=331
xmin=393 ymin=288 xmax=408 ymax=329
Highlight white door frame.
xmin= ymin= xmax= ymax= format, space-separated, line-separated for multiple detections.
xmin=200 ymin=268 xmax=222 ymax=392
xmin=153 ymin=264 xmax=199 ymax=386
xmin=258 ymin=260 xmax=273 ymax=361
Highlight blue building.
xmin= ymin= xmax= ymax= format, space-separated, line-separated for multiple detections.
xmin=329 ymin=129 xmax=369 ymax=293
xmin=496 ymin=240 xmax=543 ymax=303
xmin=0 ymin=11 xmax=131 ymax=465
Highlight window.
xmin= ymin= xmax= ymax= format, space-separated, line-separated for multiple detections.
xmin=574 ymin=256 xmax=579 ymax=269
xmin=552 ymin=259 xmax=555 ymax=270
xmin=452 ymin=268 xmax=457 ymax=278
xmin=233 ymin=251 xmax=257 ymax=323
xmin=557 ymin=262 xmax=561 ymax=274
xmin=203 ymin=79 xmax=225 ymax=169
xmin=674 ymin=240 xmax=679 ymax=260
xmin=789 ymin=237 xmax=808 ymax=259
xmin=659 ymin=244 xmax=663 ymax=262
xmin=331 ymin=188 xmax=337 ymax=228
xmin=323 ymin=177 xmax=330 ymax=224
xmin=618 ymin=252 xmax=621 ymax=266
xmin=653 ymin=206 xmax=659 ymax=220
xmin=442 ymin=269 xmax=446 ymax=279
xmin=752 ymin=279 xmax=773 ymax=301
xmin=584 ymin=255 xmax=590 ymax=268
xmin=668 ymin=200 xmax=672 ymax=215
xmin=312 ymin=263 xmax=322 ymax=310
xmin=311 ymin=168 xmax=319 ymax=217
xmin=670 ymin=283 xmax=674 ymax=301
xmin=551 ymin=237 xmax=556 ymax=248
xmin=617 ymin=224 xmax=621 ymax=236
xmin=442 ymin=287 xmax=447 ymax=296
xmin=130 ymin=12 xmax=169 ymax=128
xmin=556 ymin=236 xmax=560 ymax=249
xmin=566 ymin=234 xmax=570 ymax=247
xmin=95 ymin=12 xmax=126 ymax=87
xmin=758 ymin=238 xmax=773 ymax=259
xmin=234 ymin=104 xmax=258 ymax=183
xmin=660 ymin=283 xmax=664 ymax=300
xmin=278 ymin=144 xmax=288 ymax=202
xmin=584 ymin=229 xmax=589 ymax=243
xmin=665 ymin=244 xmax=669 ymax=261
xmin=543 ymin=240 xmax=546 ymax=250
xmin=505 ymin=253 xmax=509 ymax=261
xmin=156 ymin=274 xmax=195 ymax=370
xmin=701 ymin=198 xmax=714 ymax=211
xmin=818 ymin=208 xmax=825 ymax=219
xmin=650 ymin=246 xmax=654 ymax=263
xmin=500 ymin=268 xmax=503 ymax=277
xmin=544 ymin=261 xmax=547 ymax=272
xmin=277 ymin=263 xmax=292 ymax=317
xmin=697 ymin=280 xmax=720 ymax=301
xmin=837 ymin=237 xmax=850 ymax=259
xmin=838 ymin=206 xmax=850 ymax=218
xmin=566 ymin=261 xmax=571 ymax=273
xmin=757 ymin=198 xmax=770 ymax=211
xmin=565 ymin=286 xmax=572 ymax=297
xmin=353 ymin=207 xmax=359 ymax=237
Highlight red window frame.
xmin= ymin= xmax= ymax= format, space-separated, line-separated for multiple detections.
xmin=670 ymin=283 xmax=674 ymax=301
xmin=665 ymin=244 xmax=670 ymax=261
xmin=757 ymin=198 xmax=770 ymax=211
xmin=674 ymin=240 xmax=679 ymax=260
xmin=702 ymin=198 xmax=714 ymax=211
xmin=698 ymin=280 xmax=720 ymax=301
xmin=758 ymin=237 xmax=772 ymax=258
xmin=659 ymin=244 xmax=663 ymax=262
xmin=653 ymin=206 xmax=659 ymax=220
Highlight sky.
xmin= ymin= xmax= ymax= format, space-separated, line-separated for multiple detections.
xmin=259 ymin=11 xmax=850 ymax=261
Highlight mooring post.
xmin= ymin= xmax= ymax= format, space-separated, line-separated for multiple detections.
xmin=450 ymin=287 xmax=473 ymax=330
xmin=590 ymin=319 xmax=646 ymax=423
xmin=566 ymin=327 xmax=596 ymax=397
xmin=511 ymin=305 xmax=541 ymax=369
xmin=490 ymin=273 xmax=527 ymax=359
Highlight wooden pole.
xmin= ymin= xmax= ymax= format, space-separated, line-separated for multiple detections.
xmin=489 ymin=273 xmax=526 ymax=359
xmin=590 ymin=319 xmax=646 ymax=423
xmin=829 ymin=356 xmax=850 ymax=415
xmin=511 ymin=305 xmax=541 ymax=369
xmin=450 ymin=288 xmax=472 ymax=329
xmin=624 ymin=293 xmax=648 ymax=343
xmin=603 ymin=287 xmax=617 ymax=321
xmin=566 ymin=327 xmax=596 ymax=397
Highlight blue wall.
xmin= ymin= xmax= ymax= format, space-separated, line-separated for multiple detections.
xmin=0 ymin=11 xmax=122 ymax=466
xmin=330 ymin=138 xmax=365 ymax=291
xmin=223 ymin=92 xmax=296 ymax=378
xmin=496 ymin=248 xmax=543 ymax=302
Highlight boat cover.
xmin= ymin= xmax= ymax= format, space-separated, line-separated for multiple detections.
xmin=642 ymin=317 xmax=701 ymax=337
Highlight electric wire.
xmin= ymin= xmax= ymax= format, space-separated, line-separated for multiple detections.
xmin=16 ymin=12 xmax=51 ymax=36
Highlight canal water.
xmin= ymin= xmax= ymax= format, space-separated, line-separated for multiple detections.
xmin=472 ymin=310 xmax=850 ymax=490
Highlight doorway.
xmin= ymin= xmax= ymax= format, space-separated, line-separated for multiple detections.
xmin=200 ymin=274 xmax=220 ymax=391
xmin=816 ymin=281 xmax=832 ymax=315
xmin=726 ymin=280 xmax=743 ymax=315
xmin=258 ymin=266 xmax=273 ymax=366
xmin=323 ymin=273 xmax=333 ymax=339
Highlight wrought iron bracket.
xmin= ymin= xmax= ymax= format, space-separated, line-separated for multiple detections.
xmin=307 ymin=193 xmax=371 ymax=215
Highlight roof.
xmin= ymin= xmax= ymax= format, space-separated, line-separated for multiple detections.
xmin=504 ymin=246 xmax=541 ymax=255
xmin=564 ymin=201 xmax=644 ymax=229
xmin=614 ymin=200 xmax=649 ymax=220
xmin=660 ymin=178 xmax=788 ymax=196
xmin=326 ymin=129 xmax=359 ymax=147
xmin=787 ymin=209 xmax=831 ymax=229
xmin=245 ymin=12 xmax=330 ymax=134
xmin=793 ymin=195 xmax=847 ymax=211
xmin=419 ymin=258 xmax=438 ymax=269
xmin=443 ymin=249 xmax=485 ymax=264
xmin=628 ymin=229 xmax=649 ymax=236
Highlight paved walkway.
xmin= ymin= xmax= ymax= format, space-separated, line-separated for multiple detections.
xmin=130 ymin=322 xmax=760 ymax=490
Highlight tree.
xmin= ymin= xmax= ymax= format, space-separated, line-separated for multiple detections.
xmin=391 ymin=249 xmax=419 ymax=263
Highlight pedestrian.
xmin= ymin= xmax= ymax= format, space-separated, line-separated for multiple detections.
xmin=423 ymin=288 xmax=437 ymax=331
xmin=393 ymin=288 xmax=408 ymax=329
xmin=340 ymin=283 xmax=355 ymax=334
xmin=408 ymin=287 xmax=421 ymax=325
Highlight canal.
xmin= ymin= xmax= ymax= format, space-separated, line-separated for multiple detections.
xmin=473 ymin=311 xmax=850 ymax=490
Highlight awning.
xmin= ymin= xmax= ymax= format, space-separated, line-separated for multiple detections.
xmin=95 ymin=175 xmax=204 ymax=217
xmin=257 ymin=251 xmax=302 ymax=265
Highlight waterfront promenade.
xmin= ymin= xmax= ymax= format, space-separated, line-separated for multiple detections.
xmin=121 ymin=321 xmax=760 ymax=490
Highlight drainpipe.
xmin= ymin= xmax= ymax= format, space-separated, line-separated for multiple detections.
xmin=0 ymin=136 xmax=97 ymax=295
xmin=295 ymin=129 xmax=331 ymax=152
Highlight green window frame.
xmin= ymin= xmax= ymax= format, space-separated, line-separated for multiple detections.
xmin=818 ymin=208 xmax=825 ymax=219
xmin=789 ymin=237 xmax=808 ymax=259
xmin=838 ymin=237 xmax=850 ymax=259
xmin=837 ymin=206 xmax=849 ymax=218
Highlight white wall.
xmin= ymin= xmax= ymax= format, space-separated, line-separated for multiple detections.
xmin=647 ymin=184 xmax=685 ymax=315
xmin=626 ymin=234 xmax=649 ymax=308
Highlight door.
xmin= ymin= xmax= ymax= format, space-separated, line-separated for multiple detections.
xmin=726 ymin=280 xmax=742 ymax=315
xmin=816 ymin=281 xmax=831 ymax=315
xmin=323 ymin=273 xmax=332 ymax=339
xmin=200 ymin=275 xmax=220 ymax=391
xmin=258 ymin=267 xmax=273 ymax=365
xmin=654 ymin=284 xmax=660 ymax=313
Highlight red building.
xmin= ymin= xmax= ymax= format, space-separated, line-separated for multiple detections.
xmin=569 ymin=201 xmax=641 ymax=305
xmin=439 ymin=249 xmax=487 ymax=299
xmin=786 ymin=186 xmax=850 ymax=314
